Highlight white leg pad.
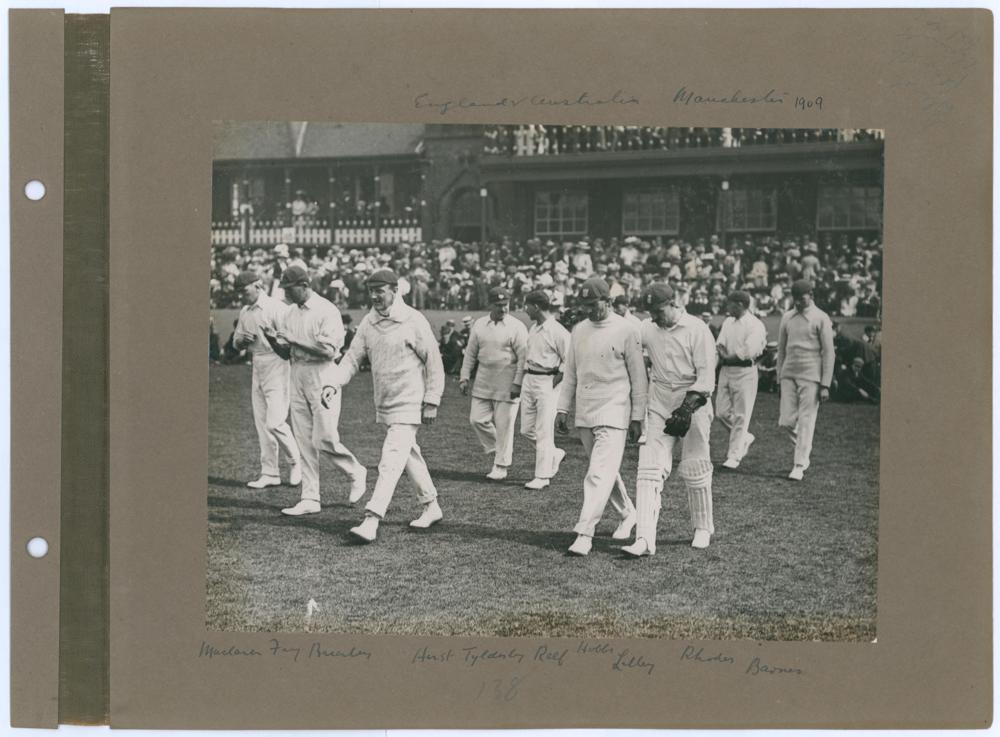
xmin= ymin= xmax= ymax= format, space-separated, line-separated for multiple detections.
xmin=634 ymin=479 xmax=662 ymax=554
xmin=680 ymin=458 xmax=714 ymax=535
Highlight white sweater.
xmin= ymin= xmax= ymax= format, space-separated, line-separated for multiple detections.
xmin=557 ymin=314 xmax=648 ymax=430
xmin=321 ymin=300 xmax=444 ymax=425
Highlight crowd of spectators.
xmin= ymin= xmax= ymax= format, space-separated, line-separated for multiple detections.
xmin=227 ymin=189 xmax=421 ymax=228
xmin=483 ymin=126 xmax=885 ymax=156
xmin=211 ymin=231 xmax=883 ymax=323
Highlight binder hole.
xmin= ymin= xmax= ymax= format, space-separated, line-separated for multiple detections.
xmin=26 ymin=537 xmax=48 ymax=558
xmin=24 ymin=180 xmax=46 ymax=201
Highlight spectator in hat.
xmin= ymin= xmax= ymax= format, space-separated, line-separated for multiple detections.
xmin=715 ymin=290 xmax=767 ymax=469
xmin=612 ymin=294 xmax=642 ymax=329
xmin=517 ymin=290 xmax=571 ymax=490
xmin=777 ymin=279 xmax=836 ymax=481
xmin=460 ymin=286 xmax=529 ymax=481
xmin=571 ymin=242 xmax=594 ymax=279
xmin=266 ymin=264 xmax=367 ymax=515
xmin=231 ymin=270 xmax=302 ymax=489
xmin=556 ymin=277 xmax=644 ymax=556
xmin=320 ymin=268 xmax=446 ymax=542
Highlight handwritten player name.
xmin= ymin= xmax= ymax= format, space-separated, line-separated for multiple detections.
xmin=680 ymin=645 xmax=803 ymax=676
xmin=415 ymin=90 xmax=640 ymax=116
xmin=411 ymin=640 xmax=654 ymax=676
xmin=673 ymin=86 xmax=823 ymax=111
xmin=197 ymin=639 xmax=372 ymax=662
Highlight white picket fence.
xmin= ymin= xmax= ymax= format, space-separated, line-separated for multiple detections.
xmin=211 ymin=220 xmax=422 ymax=247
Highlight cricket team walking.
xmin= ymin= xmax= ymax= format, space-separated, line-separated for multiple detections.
xmin=228 ymin=268 xmax=835 ymax=556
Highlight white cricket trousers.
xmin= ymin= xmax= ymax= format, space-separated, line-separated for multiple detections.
xmin=519 ymin=374 xmax=560 ymax=479
xmin=573 ymin=426 xmax=635 ymax=538
xmin=470 ymin=396 xmax=520 ymax=468
xmin=365 ymin=423 xmax=438 ymax=519
xmin=289 ymin=361 xmax=366 ymax=503
xmin=779 ymin=378 xmax=821 ymax=468
xmin=715 ymin=366 xmax=759 ymax=461
xmin=251 ymin=353 xmax=300 ymax=478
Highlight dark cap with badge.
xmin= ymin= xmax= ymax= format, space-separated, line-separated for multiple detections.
xmin=488 ymin=286 xmax=510 ymax=304
xmin=641 ymin=282 xmax=676 ymax=310
xmin=577 ymin=277 xmax=610 ymax=303
xmin=278 ymin=264 xmax=310 ymax=288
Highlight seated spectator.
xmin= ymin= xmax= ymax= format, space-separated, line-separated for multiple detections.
xmin=757 ymin=341 xmax=779 ymax=392
xmin=836 ymin=357 xmax=880 ymax=403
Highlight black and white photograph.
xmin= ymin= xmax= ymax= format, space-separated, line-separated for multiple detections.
xmin=207 ymin=122 xmax=883 ymax=641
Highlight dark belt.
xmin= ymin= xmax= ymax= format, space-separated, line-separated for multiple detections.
xmin=526 ymin=368 xmax=560 ymax=376
xmin=722 ymin=358 xmax=754 ymax=368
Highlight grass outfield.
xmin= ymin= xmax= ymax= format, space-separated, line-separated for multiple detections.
xmin=207 ymin=365 xmax=878 ymax=641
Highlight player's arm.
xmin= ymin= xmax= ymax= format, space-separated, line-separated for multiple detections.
xmin=552 ymin=324 xmax=570 ymax=387
xmin=286 ymin=311 xmax=343 ymax=360
xmin=414 ymin=317 xmax=445 ymax=420
xmin=775 ymin=315 xmax=788 ymax=379
xmin=623 ymin=325 xmax=648 ymax=423
xmin=324 ymin=322 xmax=366 ymax=387
xmin=690 ymin=324 xmax=717 ymax=395
xmin=510 ymin=322 xmax=528 ymax=398
xmin=555 ymin=333 xmax=578 ymax=434
xmin=819 ymin=315 xmax=836 ymax=397
xmin=458 ymin=322 xmax=480 ymax=395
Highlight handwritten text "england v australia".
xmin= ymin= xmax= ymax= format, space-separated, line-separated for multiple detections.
xmin=415 ymin=91 xmax=640 ymax=116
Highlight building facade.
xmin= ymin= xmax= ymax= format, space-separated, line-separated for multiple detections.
xmin=212 ymin=123 xmax=883 ymax=248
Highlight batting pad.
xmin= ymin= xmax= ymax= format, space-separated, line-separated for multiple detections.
xmin=680 ymin=459 xmax=714 ymax=534
xmin=634 ymin=479 xmax=662 ymax=554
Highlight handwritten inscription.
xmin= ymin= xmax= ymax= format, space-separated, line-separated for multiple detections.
xmin=410 ymin=639 xmax=655 ymax=680
xmin=746 ymin=656 xmax=803 ymax=676
xmin=679 ymin=645 xmax=803 ymax=677
xmin=887 ymin=19 xmax=979 ymax=130
xmin=680 ymin=645 xmax=736 ymax=665
xmin=198 ymin=639 xmax=371 ymax=663
xmin=673 ymin=86 xmax=824 ymax=111
xmin=415 ymin=90 xmax=639 ymax=116
xmin=198 ymin=641 xmax=262 ymax=659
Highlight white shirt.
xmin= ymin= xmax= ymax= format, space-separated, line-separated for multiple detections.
xmin=716 ymin=312 xmax=768 ymax=363
xmin=641 ymin=313 xmax=716 ymax=395
xmin=281 ymin=292 xmax=345 ymax=364
xmin=235 ymin=292 xmax=288 ymax=358
xmin=524 ymin=317 xmax=570 ymax=374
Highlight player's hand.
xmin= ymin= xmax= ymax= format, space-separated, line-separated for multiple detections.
xmin=552 ymin=371 xmax=564 ymax=388
xmin=459 ymin=379 xmax=470 ymax=396
xmin=510 ymin=384 xmax=521 ymax=400
xmin=819 ymin=386 xmax=830 ymax=403
xmin=421 ymin=403 xmax=438 ymax=425
xmin=555 ymin=412 xmax=570 ymax=435
xmin=627 ymin=420 xmax=642 ymax=443
xmin=320 ymin=385 xmax=337 ymax=409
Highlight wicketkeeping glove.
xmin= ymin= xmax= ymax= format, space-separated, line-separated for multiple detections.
xmin=663 ymin=391 xmax=708 ymax=437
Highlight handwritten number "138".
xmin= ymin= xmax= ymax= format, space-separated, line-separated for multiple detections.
xmin=476 ymin=675 xmax=524 ymax=703
xmin=794 ymin=96 xmax=823 ymax=111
